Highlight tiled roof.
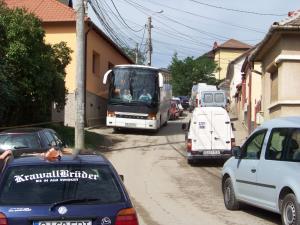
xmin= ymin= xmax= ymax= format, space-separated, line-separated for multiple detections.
xmin=217 ymin=39 xmax=252 ymax=50
xmin=5 ymin=0 xmax=76 ymax=22
xmin=279 ymin=10 xmax=300 ymax=26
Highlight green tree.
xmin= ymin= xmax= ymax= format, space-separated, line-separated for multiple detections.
xmin=168 ymin=53 xmax=217 ymax=96
xmin=0 ymin=1 xmax=72 ymax=126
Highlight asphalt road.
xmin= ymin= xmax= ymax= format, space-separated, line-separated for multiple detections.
xmin=91 ymin=113 xmax=281 ymax=225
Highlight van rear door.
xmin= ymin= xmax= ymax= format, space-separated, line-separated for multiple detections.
xmin=192 ymin=110 xmax=212 ymax=151
xmin=211 ymin=110 xmax=231 ymax=150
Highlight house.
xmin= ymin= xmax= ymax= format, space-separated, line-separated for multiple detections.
xmin=225 ymin=50 xmax=250 ymax=117
xmin=250 ymin=10 xmax=300 ymax=121
xmin=240 ymin=56 xmax=262 ymax=133
xmin=211 ymin=39 xmax=252 ymax=81
xmin=5 ymin=0 xmax=133 ymax=127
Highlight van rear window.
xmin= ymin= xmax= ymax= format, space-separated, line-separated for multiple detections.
xmin=203 ymin=93 xmax=213 ymax=103
xmin=0 ymin=165 xmax=123 ymax=205
xmin=214 ymin=93 xmax=225 ymax=103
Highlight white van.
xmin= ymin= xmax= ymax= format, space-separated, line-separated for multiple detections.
xmin=190 ymin=83 xmax=217 ymax=109
xmin=183 ymin=107 xmax=235 ymax=164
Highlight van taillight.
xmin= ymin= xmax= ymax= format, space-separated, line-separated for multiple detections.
xmin=0 ymin=213 xmax=7 ymax=225
xmin=231 ymin=138 xmax=236 ymax=148
xmin=115 ymin=208 xmax=139 ymax=225
xmin=187 ymin=139 xmax=192 ymax=152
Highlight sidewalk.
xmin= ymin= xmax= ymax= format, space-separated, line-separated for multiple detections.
xmin=230 ymin=115 xmax=248 ymax=146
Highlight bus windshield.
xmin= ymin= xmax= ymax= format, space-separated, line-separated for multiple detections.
xmin=109 ymin=67 xmax=159 ymax=105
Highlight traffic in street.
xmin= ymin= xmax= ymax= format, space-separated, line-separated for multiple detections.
xmin=91 ymin=114 xmax=281 ymax=225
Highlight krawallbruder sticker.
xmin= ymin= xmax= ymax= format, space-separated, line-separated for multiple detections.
xmin=14 ymin=170 xmax=99 ymax=183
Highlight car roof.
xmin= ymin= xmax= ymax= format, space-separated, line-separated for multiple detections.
xmin=1 ymin=127 xmax=49 ymax=134
xmin=7 ymin=153 xmax=110 ymax=167
xmin=257 ymin=116 xmax=300 ymax=130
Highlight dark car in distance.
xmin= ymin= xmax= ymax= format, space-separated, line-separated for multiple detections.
xmin=178 ymin=96 xmax=189 ymax=110
xmin=0 ymin=150 xmax=139 ymax=225
xmin=0 ymin=128 xmax=65 ymax=154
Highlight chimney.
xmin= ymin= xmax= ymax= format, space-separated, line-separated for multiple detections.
xmin=213 ymin=41 xmax=218 ymax=49
xmin=288 ymin=11 xmax=295 ymax=17
xmin=68 ymin=0 xmax=73 ymax=8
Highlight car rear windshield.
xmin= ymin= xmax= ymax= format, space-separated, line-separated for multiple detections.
xmin=0 ymin=165 xmax=123 ymax=205
xmin=0 ymin=133 xmax=41 ymax=150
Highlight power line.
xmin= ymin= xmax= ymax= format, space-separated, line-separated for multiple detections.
xmin=109 ymin=0 xmax=144 ymax=32
xmin=95 ymin=0 xmax=149 ymax=61
xmin=188 ymin=0 xmax=286 ymax=16
xmin=135 ymin=0 xmax=265 ymax=34
xmin=90 ymin=1 xmax=131 ymax=49
xmin=123 ymin=0 xmax=229 ymax=41
xmin=138 ymin=25 xmax=146 ymax=52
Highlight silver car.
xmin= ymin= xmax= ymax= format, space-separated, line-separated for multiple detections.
xmin=222 ymin=116 xmax=300 ymax=225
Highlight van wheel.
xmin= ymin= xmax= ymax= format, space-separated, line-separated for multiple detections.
xmin=223 ymin=177 xmax=240 ymax=210
xmin=281 ymin=193 xmax=300 ymax=225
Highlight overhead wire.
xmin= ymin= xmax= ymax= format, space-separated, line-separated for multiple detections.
xmin=134 ymin=0 xmax=265 ymax=34
xmin=96 ymin=0 xmax=149 ymax=61
xmin=187 ymin=0 xmax=286 ymax=16
xmin=109 ymin=0 xmax=145 ymax=32
xmin=90 ymin=0 xmax=130 ymax=48
xmin=123 ymin=0 xmax=229 ymax=41
xmin=120 ymin=0 xmax=218 ymax=50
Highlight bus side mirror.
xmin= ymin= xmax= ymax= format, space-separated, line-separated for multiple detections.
xmin=158 ymin=72 xmax=163 ymax=88
xmin=103 ymin=69 xmax=112 ymax=85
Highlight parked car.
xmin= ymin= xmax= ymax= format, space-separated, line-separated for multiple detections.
xmin=182 ymin=107 xmax=234 ymax=164
xmin=178 ymin=96 xmax=190 ymax=109
xmin=0 ymin=149 xmax=139 ymax=224
xmin=169 ymin=102 xmax=179 ymax=120
xmin=0 ymin=128 xmax=65 ymax=154
xmin=222 ymin=116 xmax=300 ymax=225
xmin=171 ymin=97 xmax=183 ymax=116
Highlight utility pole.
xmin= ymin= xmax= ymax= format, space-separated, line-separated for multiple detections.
xmin=135 ymin=42 xmax=139 ymax=64
xmin=147 ymin=16 xmax=153 ymax=66
xmin=75 ymin=0 xmax=85 ymax=150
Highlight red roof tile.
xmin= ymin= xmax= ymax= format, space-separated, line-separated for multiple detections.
xmin=216 ymin=39 xmax=252 ymax=50
xmin=5 ymin=0 xmax=76 ymax=22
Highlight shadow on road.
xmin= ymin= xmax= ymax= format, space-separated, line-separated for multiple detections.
xmin=112 ymin=119 xmax=187 ymax=136
xmin=102 ymin=140 xmax=185 ymax=153
xmin=189 ymin=158 xmax=228 ymax=167
xmin=241 ymin=205 xmax=281 ymax=225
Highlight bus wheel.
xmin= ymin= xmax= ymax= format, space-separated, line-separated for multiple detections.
xmin=113 ymin=127 xmax=121 ymax=133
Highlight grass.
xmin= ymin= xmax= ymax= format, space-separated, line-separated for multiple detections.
xmin=45 ymin=123 xmax=108 ymax=150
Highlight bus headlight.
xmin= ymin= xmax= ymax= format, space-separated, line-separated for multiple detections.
xmin=107 ymin=111 xmax=116 ymax=117
xmin=148 ymin=113 xmax=157 ymax=120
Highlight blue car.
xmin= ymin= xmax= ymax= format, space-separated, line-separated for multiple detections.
xmin=0 ymin=151 xmax=139 ymax=225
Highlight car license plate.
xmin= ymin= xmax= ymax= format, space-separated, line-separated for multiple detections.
xmin=203 ymin=150 xmax=220 ymax=155
xmin=125 ymin=123 xmax=136 ymax=127
xmin=33 ymin=221 xmax=92 ymax=225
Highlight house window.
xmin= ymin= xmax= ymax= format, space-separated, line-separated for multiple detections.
xmin=108 ymin=62 xmax=114 ymax=70
xmin=92 ymin=51 xmax=100 ymax=75
xmin=270 ymin=70 xmax=278 ymax=103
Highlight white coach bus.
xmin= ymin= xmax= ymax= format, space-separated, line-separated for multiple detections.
xmin=102 ymin=65 xmax=172 ymax=131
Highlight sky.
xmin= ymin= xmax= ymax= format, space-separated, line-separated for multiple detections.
xmin=86 ymin=0 xmax=300 ymax=68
